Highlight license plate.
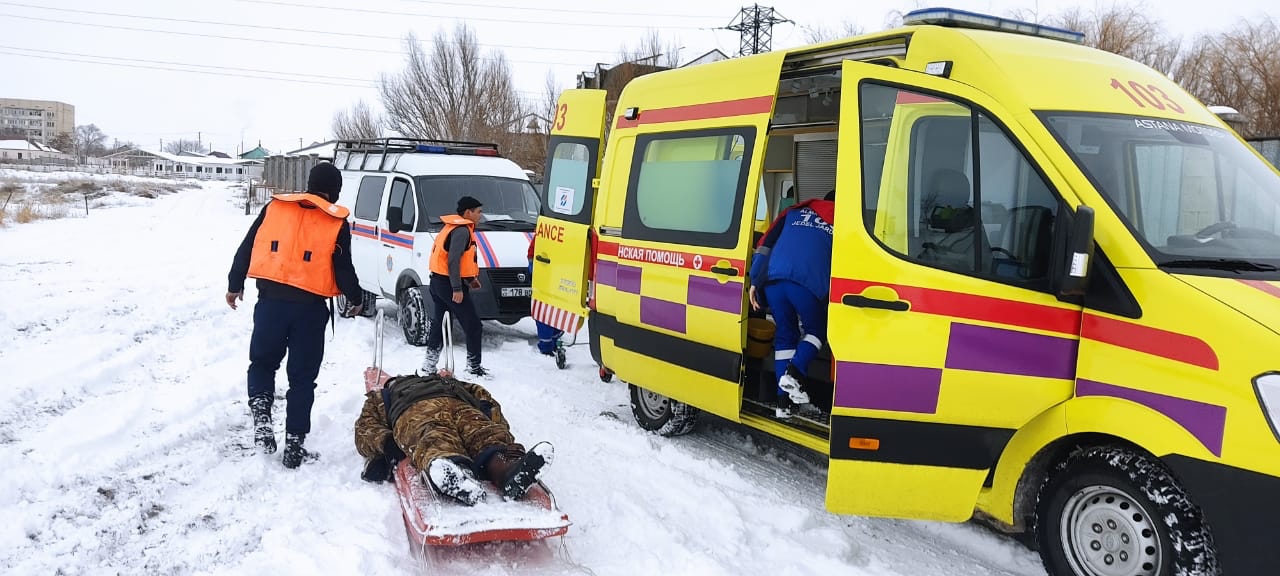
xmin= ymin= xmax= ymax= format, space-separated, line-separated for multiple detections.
xmin=500 ymin=287 xmax=532 ymax=297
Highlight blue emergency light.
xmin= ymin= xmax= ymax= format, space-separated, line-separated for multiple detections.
xmin=903 ymin=7 xmax=1085 ymax=44
xmin=412 ymin=144 xmax=500 ymax=157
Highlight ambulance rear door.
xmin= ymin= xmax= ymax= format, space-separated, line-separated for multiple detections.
xmin=825 ymin=61 xmax=1083 ymax=520
xmin=531 ymin=89 xmax=608 ymax=335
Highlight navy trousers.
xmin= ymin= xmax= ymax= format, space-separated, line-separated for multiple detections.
xmin=246 ymin=297 xmax=328 ymax=435
xmin=426 ymin=275 xmax=485 ymax=368
xmin=764 ymin=280 xmax=827 ymax=398
xmin=530 ymin=263 xmax=564 ymax=355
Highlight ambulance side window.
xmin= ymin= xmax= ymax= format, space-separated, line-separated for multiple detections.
xmin=623 ymin=128 xmax=756 ymax=249
xmin=542 ymin=139 xmax=596 ymax=224
xmin=387 ymin=178 xmax=415 ymax=230
xmin=354 ymin=176 xmax=386 ymax=221
xmin=859 ymin=83 xmax=1062 ymax=292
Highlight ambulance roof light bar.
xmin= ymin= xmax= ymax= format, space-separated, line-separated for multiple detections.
xmin=903 ymin=7 xmax=1086 ymax=44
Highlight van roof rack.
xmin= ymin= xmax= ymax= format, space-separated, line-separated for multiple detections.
xmin=333 ymin=137 xmax=502 ymax=171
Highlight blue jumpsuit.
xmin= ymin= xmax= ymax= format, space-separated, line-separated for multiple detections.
xmin=748 ymin=202 xmax=834 ymax=401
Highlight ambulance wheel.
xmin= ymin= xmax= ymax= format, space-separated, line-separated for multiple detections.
xmin=1035 ymin=446 xmax=1220 ymax=576
xmin=629 ymin=384 xmax=698 ymax=436
xmin=398 ymin=285 xmax=431 ymax=347
xmin=337 ymin=290 xmax=377 ymax=318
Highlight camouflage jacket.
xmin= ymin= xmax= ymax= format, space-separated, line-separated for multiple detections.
xmin=353 ymin=377 xmax=509 ymax=459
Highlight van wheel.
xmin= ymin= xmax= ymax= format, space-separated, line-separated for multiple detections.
xmin=1035 ymin=446 xmax=1220 ymax=576
xmin=337 ymin=290 xmax=377 ymax=318
xmin=398 ymin=285 xmax=432 ymax=346
xmin=629 ymin=384 xmax=698 ymax=436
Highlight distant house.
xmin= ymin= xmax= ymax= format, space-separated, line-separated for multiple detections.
xmin=206 ymin=151 xmax=232 ymax=159
xmin=0 ymin=139 xmax=68 ymax=161
xmin=681 ymin=49 xmax=729 ymax=67
xmin=284 ymin=140 xmax=337 ymax=162
xmin=239 ymin=144 xmax=271 ymax=160
xmin=103 ymin=147 xmax=263 ymax=180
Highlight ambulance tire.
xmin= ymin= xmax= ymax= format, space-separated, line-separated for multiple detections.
xmin=629 ymin=384 xmax=699 ymax=437
xmin=1034 ymin=446 xmax=1220 ymax=576
xmin=398 ymin=285 xmax=432 ymax=347
xmin=337 ymin=290 xmax=377 ymax=319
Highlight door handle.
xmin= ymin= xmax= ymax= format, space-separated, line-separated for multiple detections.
xmin=535 ymin=255 xmax=551 ymax=264
xmin=382 ymin=243 xmax=394 ymax=249
xmin=710 ymin=266 xmax=740 ymax=277
xmin=841 ymin=294 xmax=908 ymax=311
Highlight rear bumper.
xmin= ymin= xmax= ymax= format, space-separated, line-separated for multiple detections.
xmin=470 ymin=267 xmax=531 ymax=322
xmin=1162 ymin=454 xmax=1280 ymax=574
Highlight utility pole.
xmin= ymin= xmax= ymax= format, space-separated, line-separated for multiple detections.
xmin=722 ymin=4 xmax=793 ymax=56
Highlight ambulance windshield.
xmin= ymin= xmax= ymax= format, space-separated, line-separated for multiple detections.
xmin=1043 ymin=113 xmax=1280 ymax=270
xmin=415 ymin=175 xmax=540 ymax=232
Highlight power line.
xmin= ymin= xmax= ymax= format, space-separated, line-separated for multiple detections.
xmin=371 ymin=0 xmax=721 ymax=19
xmin=722 ymin=5 xmax=793 ymax=56
xmin=0 ymin=47 xmax=548 ymax=97
xmin=0 ymin=1 xmax=616 ymax=55
xmin=0 ymin=49 xmax=374 ymax=89
xmin=0 ymin=12 xmax=588 ymax=67
xmin=0 ymin=45 xmax=377 ymax=84
xmin=229 ymin=0 xmax=707 ymax=30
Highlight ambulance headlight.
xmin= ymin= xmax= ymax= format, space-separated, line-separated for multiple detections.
xmin=1253 ymin=372 xmax=1280 ymax=441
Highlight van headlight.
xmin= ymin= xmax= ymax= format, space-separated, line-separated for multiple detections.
xmin=1254 ymin=373 xmax=1280 ymax=441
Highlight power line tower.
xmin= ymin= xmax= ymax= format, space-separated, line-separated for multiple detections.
xmin=723 ymin=4 xmax=793 ymax=56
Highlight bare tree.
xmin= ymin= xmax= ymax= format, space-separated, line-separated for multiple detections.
xmin=802 ymin=20 xmax=863 ymax=44
xmin=47 ymin=131 xmax=74 ymax=153
xmin=74 ymin=124 xmax=109 ymax=159
xmin=164 ymin=139 xmax=208 ymax=155
xmin=380 ymin=25 xmax=526 ymax=155
xmin=1176 ymin=17 xmax=1280 ymax=137
xmin=332 ymin=99 xmax=384 ymax=141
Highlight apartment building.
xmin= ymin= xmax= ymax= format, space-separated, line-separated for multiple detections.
xmin=0 ymin=98 xmax=75 ymax=144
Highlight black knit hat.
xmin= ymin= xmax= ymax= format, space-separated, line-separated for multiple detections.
xmin=307 ymin=162 xmax=343 ymax=202
xmin=456 ymin=195 xmax=483 ymax=215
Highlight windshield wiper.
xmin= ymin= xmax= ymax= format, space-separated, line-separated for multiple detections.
xmin=1160 ymin=258 xmax=1279 ymax=273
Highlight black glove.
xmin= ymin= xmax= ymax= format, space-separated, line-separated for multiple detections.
xmin=383 ymin=436 xmax=405 ymax=464
xmin=360 ymin=456 xmax=391 ymax=483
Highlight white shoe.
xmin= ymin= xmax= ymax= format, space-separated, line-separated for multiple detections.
xmin=778 ymin=371 xmax=809 ymax=405
xmin=425 ymin=459 xmax=486 ymax=506
xmin=775 ymin=405 xmax=795 ymax=419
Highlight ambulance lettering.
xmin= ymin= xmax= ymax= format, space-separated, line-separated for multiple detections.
xmin=617 ymin=245 xmax=686 ymax=267
xmin=536 ymin=222 xmax=565 ymax=243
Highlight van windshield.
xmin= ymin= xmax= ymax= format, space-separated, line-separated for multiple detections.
xmin=1042 ymin=113 xmax=1280 ymax=273
xmin=415 ymin=175 xmax=539 ymax=232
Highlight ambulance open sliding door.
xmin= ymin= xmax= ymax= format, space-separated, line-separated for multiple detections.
xmin=824 ymin=61 xmax=1081 ymax=521
xmin=532 ymin=89 xmax=607 ymax=337
xmin=600 ymin=127 xmax=761 ymax=420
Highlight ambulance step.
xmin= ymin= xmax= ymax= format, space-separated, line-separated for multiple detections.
xmin=742 ymin=399 xmax=831 ymax=437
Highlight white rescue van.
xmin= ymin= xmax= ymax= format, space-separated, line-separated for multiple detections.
xmin=333 ymin=138 xmax=539 ymax=345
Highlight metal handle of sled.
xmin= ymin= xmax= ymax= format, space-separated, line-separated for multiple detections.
xmin=441 ymin=310 xmax=455 ymax=375
xmin=373 ymin=309 xmax=386 ymax=375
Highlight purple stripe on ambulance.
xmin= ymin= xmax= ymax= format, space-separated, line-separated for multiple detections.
xmin=686 ymin=276 xmax=742 ymax=314
xmin=945 ymin=323 xmax=1078 ymax=380
xmin=1076 ymin=379 xmax=1227 ymax=457
xmin=640 ymin=296 xmax=686 ymax=334
xmin=595 ymin=259 xmax=618 ymax=287
xmin=616 ymin=264 xmax=643 ymax=294
xmin=834 ymin=362 xmax=942 ymax=414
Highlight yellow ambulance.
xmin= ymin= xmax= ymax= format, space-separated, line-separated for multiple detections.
xmin=531 ymin=8 xmax=1280 ymax=575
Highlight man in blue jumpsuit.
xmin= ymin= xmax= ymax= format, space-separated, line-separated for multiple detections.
xmin=748 ymin=191 xmax=835 ymax=417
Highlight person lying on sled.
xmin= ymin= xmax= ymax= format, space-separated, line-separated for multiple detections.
xmin=354 ymin=371 xmax=554 ymax=506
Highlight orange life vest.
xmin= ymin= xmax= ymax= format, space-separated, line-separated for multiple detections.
xmin=429 ymin=214 xmax=479 ymax=279
xmin=248 ymin=193 xmax=351 ymax=297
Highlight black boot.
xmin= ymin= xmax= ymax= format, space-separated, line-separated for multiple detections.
xmin=282 ymin=432 xmax=308 ymax=469
xmin=249 ymin=396 xmax=275 ymax=454
xmin=484 ymin=442 xmax=555 ymax=500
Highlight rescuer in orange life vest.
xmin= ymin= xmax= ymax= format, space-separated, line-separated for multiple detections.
xmin=226 ymin=162 xmax=363 ymax=469
xmin=418 ymin=196 xmax=489 ymax=378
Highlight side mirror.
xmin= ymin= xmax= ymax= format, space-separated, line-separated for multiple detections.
xmin=386 ymin=206 xmax=404 ymax=234
xmin=1059 ymin=205 xmax=1095 ymax=297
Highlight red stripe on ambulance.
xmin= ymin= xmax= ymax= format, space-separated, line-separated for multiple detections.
xmin=614 ymin=95 xmax=775 ymax=129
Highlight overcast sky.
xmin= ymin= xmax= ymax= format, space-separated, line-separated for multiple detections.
xmin=3 ymin=0 xmax=1274 ymax=154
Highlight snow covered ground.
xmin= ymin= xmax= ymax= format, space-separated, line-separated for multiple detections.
xmin=0 ymin=177 xmax=1049 ymax=575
